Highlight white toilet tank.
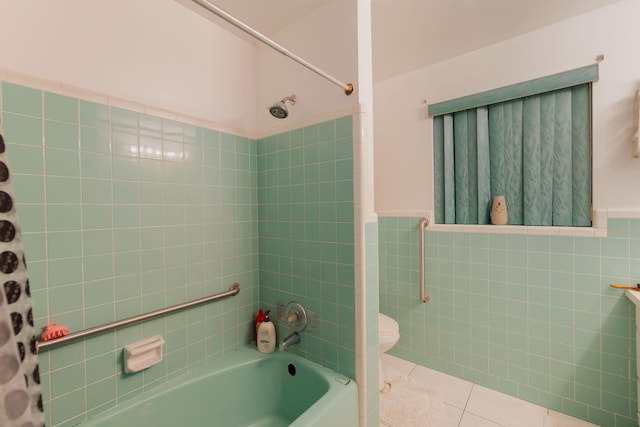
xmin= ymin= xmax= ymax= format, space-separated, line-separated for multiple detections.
xmin=378 ymin=313 xmax=400 ymax=354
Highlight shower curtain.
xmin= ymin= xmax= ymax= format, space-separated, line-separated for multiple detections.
xmin=0 ymin=131 xmax=45 ymax=427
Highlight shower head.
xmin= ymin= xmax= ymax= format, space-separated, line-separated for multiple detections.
xmin=269 ymin=102 xmax=288 ymax=119
xmin=269 ymin=94 xmax=296 ymax=119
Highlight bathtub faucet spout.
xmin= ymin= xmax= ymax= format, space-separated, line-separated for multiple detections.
xmin=280 ymin=332 xmax=300 ymax=351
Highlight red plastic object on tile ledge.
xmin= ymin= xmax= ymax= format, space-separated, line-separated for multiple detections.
xmin=40 ymin=323 xmax=69 ymax=341
xmin=255 ymin=309 xmax=265 ymax=346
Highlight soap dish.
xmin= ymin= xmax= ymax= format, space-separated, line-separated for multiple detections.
xmin=123 ymin=335 xmax=165 ymax=373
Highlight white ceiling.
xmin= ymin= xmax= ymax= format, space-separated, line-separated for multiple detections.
xmin=182 ymin=0 xmax=623 ymax=83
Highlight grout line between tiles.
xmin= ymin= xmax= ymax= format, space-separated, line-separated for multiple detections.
xmin=406 ymin=363 xmax=418 ymax=377
xmin=463 ymin=383 xmax=474 ymax=412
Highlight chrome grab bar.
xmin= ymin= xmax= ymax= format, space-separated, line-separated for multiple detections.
xmin=37 ymin=283 xmax=240 ymax=351
xmin=419 ymin=218 xmax=430 ymax=303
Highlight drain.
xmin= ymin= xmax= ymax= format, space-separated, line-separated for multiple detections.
xmin=288 ymin=364 xmax=296 ymax=376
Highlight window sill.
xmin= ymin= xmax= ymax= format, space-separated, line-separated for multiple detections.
xmin=425 ymin=209 xmax=608 ymax=237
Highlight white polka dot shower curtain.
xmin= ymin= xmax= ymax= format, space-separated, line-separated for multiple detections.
xmin=0 ymin=131 xmax=45 ymax=427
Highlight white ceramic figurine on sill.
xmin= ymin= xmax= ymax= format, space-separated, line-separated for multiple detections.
xmin=491 ymin=195 xmax=508 ymax=225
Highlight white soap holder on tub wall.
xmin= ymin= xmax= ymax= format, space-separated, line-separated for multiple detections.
xmin=123 ymin=335 xmax=165 ymax=373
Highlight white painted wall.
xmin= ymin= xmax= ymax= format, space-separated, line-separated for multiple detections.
xmin=0 ymin=0 xmax=373 ymax=138
xmin=373 ymin=0 xmax=640 ymax=214
xmin=356 ymin=0 xmax=375 ymax=217
xmin=255 ymin=0 xmax=361 ymax=135
xmin=0 ymin=0 xmax=257 ymax=134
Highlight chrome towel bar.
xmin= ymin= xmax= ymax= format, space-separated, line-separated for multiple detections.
xmin=419 ymin=218 xmax=430 ymax=303
xmin=37 ymin=283 xmax=240 ymax=351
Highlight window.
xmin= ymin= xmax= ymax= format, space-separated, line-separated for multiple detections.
xmin=429 ymin=65 xmax=597 ymax=227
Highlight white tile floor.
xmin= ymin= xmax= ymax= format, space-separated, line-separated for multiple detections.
xmin=380 ymin=354 xmax=600 ymax=427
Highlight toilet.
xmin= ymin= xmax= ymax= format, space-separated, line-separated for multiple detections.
xmin=378 ymin=313 xmax=400 ymax=391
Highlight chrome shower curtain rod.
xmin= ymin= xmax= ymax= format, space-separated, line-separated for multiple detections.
xmin=190 ymin=0 xmax=354 ymax=96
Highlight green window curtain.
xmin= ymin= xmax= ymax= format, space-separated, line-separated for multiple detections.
xmin=433 ymin=116 xmax=445 ymax=223
xmin=476 ymin=108 xmax=491 ymax=224
xmin=453 ymin=110 xmax=478 ymax=224
xmin=489 ymin=100 xmax=525 ymax=224
xmin=443 ymin=115 xmax=456 ymax=223
xmin=571 ymin=84 xmax=591 ymax=226
xmin=433 ymin=84 xmax=591 ymax=226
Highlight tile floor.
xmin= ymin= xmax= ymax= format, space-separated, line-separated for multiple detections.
xmin=380 ymin=354 xmax=600 ymax=427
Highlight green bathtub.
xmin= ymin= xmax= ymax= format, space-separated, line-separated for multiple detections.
xmin=81 ymin=345 xmax=358 ymax=427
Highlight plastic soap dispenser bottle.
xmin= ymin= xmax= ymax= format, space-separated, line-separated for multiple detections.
xmin=257 ymin=310 xmax=276 ymax=353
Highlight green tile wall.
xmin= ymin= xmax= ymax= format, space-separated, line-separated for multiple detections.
xmin=257 ymin=117 xmax=356 ymax=379
xmin=1 ymin=82 xmax=258 ymax=427
xmin=379 ymin=216 xmax=637 ymax=427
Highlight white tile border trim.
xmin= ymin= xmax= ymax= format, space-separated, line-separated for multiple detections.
xmin=259 ymin=103 xmax=363 ymax=139
xmin=365 ymin=212 xmax=378 ymax=223
xmin=0 ymin=68 xmax=361 ymax=141
xmin=0 ymin=68 xmax=259 ymax=139
xmin=377 ymin=209 xmax=611 ymax=237
xmin=376 ymin=210 xmax=430 ymax=217
xmin=606 ymin=208 xmax=640 ymax=218
xmin=428 ymin=223 xmax=605 ymax=237
xmin=351 ymin=110 xmax=369 ymax=427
